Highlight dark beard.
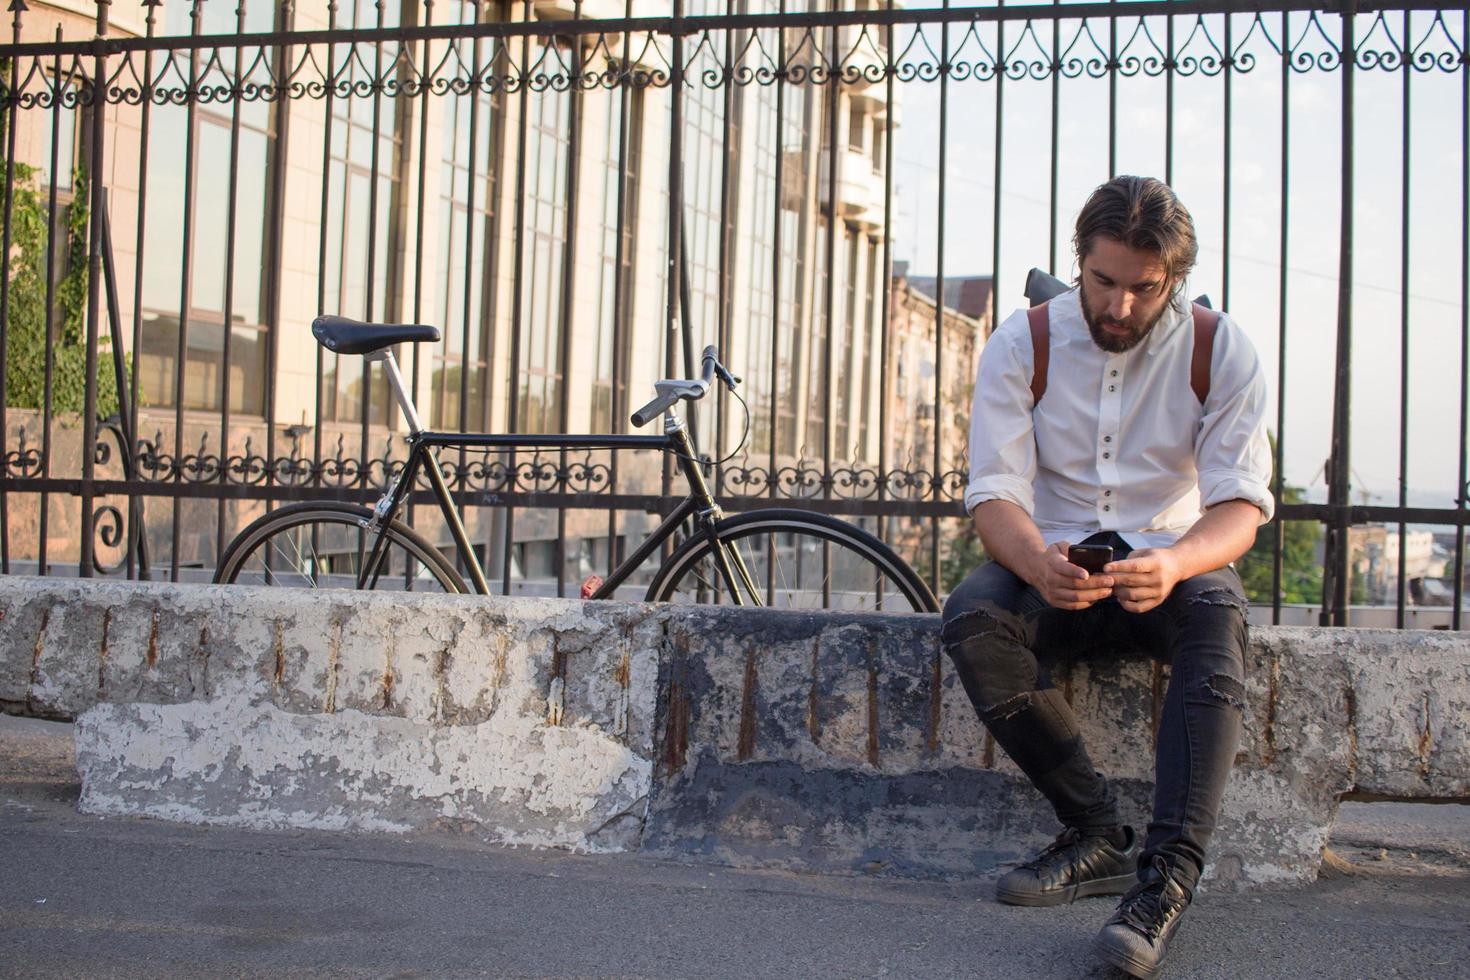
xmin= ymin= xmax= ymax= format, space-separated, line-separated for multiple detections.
xmin=1079 ymin=285 xmax=1172 ymax=354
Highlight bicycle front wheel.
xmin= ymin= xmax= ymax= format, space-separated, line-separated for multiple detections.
xmin=214 ymin=501 xmax=468 ymax=593
xmin=644 ymin=509 xmax=938 ymax=613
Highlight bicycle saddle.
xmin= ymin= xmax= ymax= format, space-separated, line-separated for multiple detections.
xmin=311 ymin=315 xmax=441 ymax=355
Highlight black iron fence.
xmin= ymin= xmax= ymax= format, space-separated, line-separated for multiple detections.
xmin=1 ymin=0 xmax=1466 ymax=627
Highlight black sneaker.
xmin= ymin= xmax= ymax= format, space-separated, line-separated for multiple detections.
xmin=1092 ymin=856 xmax=1195 ymax=979
xmin=995 ymin=826 xmax=1139 ymax=907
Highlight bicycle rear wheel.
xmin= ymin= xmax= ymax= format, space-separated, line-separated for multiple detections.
xmin=214 ymin=501 xmax=468 ymax=593
xmin=644 ymin=509 xmax=938 ymax=613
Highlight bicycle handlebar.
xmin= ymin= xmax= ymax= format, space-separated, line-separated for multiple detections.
xmin=630 ymin=346 xmax=741 ymax=428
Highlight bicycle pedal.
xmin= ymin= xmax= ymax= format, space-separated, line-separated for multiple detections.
xmin=580 ymin=575 xmax=604 ymax=599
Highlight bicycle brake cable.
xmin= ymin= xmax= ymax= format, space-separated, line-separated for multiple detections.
xmin=668 ymin=385 xmax=752 ymax=468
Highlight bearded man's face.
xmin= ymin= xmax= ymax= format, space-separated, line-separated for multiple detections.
xmin=1077 ymin=237 xmax=1175 ymax=354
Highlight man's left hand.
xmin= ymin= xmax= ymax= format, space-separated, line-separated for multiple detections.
xmin=1104 ymin=548 xmax=1184 ymax=614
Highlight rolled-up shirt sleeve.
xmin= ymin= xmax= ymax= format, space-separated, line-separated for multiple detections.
xmin=1194 ymin=315 xmax=1275 ymax=523
xmin=965 ymin=312 xmax=1038 ymax=516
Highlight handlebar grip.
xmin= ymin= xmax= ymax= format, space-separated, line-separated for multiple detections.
xmin=631 ymin=392 xmax=677 ymax=428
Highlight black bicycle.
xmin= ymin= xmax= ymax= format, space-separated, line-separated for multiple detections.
xmin=213 ymin=316 xmax=938 ymax=612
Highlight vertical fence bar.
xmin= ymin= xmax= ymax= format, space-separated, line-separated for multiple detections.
xmin=607 ymin=0 xmax=634 ymax=579
xmin=665 ymin=0 xmax=684 ymax=524
xmin=990 ymin=0 xmax=1003 ymax=426
xmin=39 ymin=35 xmax=63 ymax=578
xmin=1107 ymin=0 xmax=1116 ymax=178
xmin=462 ymin=3 xmax=485 ymax=586
xmin=360 ymin=0 xmax=387 ymax=486
xmin=169 ymin=0 xmax=204 ymax=582
xmin=556 ymin=0 xmax=585 ymax=598
xmin=406 ymin=0 xmax=434 ymax=572
xmin=1272 ymin=7 xmax=1288 ymax=624
xmin=1222 ymin=10 xmax=1232 ymax=310
xmin=216 ymin=0 xmax=248 ymax=566
xmin=0 ymin=2 xmax=21 ymax=575
xmin=262 ymin=0 xmax=293 ymax=573
xmin=1324 ymin=2 xmax=1356 ymax=626
xmin=314 ymin=1 xmax=339 ymax=483
xmin=79 ymin=0 xmax=113 ymax=577
xmin=822 ymin=8 xmax=837 ymax=515
xmin=876 ymin=0 xmax=893 ymax=563
xmin=769 ymin=0 xmax=783 ymax=500
xmin=1048 ymin=1 xmax=1060 ymax=275
xmin=715 ymin=2 xmax=734 ymax=502
xmin=930 ymin=0 xmax=948 ymax=592
xmin=1395 ymin=7 xmax=1410 ymax=628
xmin=1455 ymin=8 xmax=1468 ymax=629
xmin=503 ymin=0 xmax=534 ymax=594
xmin=1164 ymin=6 xmax=1174 ymax=186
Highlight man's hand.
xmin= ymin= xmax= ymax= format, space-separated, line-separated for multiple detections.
xmin=1104 ymin=547 xmax=1184 ymax=613
xmin=1032 ymin=541 xmax=1114 ymax=610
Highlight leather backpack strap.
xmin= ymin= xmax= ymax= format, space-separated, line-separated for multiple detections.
xmin=1190 ymin=303 xmax=1219 ymax=405
xmin=1028 ymin=302 xmax=1050 ymax=405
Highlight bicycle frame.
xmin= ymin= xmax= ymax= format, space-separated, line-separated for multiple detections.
xmin=355 ymin=347 xmax=760 ymax=601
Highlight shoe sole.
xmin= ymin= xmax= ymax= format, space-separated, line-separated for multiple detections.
xmin=1092 ymin=936 xmax=1163 ymax=980
xmin=995 ymin=871 xmax=1136 ymax=908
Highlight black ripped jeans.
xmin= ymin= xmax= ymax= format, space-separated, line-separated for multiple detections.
xmin=941 ymin=559 xmax=1249 ymax=885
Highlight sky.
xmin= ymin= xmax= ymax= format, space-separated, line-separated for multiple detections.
xmin=883 ymin=5 xmax=1467 ymax=511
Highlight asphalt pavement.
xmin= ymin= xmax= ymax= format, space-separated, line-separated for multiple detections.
xmin=2 ymin=714 xmax=1467 ymax=979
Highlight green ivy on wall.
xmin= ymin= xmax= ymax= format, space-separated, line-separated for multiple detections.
xmin=3 ymin=161 xmax=124 ymax=419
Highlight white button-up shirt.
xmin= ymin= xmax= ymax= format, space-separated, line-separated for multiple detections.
xmin=964 ymin=288 xmax=1274 ymax=551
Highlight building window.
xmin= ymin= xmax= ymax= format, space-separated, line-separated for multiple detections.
xmin=318 ymin=1 xmax=410 ymax=427
xmin=137 ymin=2 xmax=278 ymax=416
xmin=591 ymin=82 xmax=643 ymax=433
xmin=517 ymin=47 xmax=571 ymax=435
xmin=847 ymin=101 xmax=865 ymax=153
xmin=431 ymin=4 xmax=500 ymax=432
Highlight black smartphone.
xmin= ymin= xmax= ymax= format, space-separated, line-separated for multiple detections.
xmin=1067 ymin=544 xmax=1113 ymax=575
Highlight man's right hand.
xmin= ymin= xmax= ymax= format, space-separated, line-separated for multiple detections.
xmin=1030 ymin=541 xmax=1114 ymax=610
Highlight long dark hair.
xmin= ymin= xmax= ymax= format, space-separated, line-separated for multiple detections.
xmin=1073 ymin=176 xmax=1198 ymax=299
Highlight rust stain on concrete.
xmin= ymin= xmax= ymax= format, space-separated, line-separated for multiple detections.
xmin=807 ymin=637 xmax=822 ymax=744
xmin=381 ymin=637 xmax=396 ymax=710
xmin=1344 ymin=683 xmax=1358 ymax=786
xmin=865 ymin=639 xmax=880 ymax=769
xmin=98 ymin=608 xmax=113 ymax=697
xmin=323 ymin=618 xmax=342 ymax=714
xmin=1418 ymin=693 xmax=1433 ymax=779
xmin=737 ymin=646 xmax=758 ymax=761
xmin=926 ymin=648 xmax=943 ymax=755
xmin=195 ymin=626 xmax=211 ymax=697
xmin=663 ymin=677 xmax=689 ymax=774
xmin=272 ymin=621 xmax=285 ymax=687
xmin=145 ymin=608 xmax=160 ymax=668
xmin=1262 ymin=653 xmax=1280 ymax=766
xmin=29 ymin=608 xmax=51 ymax=701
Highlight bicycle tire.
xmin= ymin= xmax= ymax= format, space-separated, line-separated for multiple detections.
xmin=213 ymin=501 xmax=469 ymax=594
xmin=644 ymin=508 xmax=939 ymax=613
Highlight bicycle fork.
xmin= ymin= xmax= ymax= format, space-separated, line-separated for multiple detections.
xmin=667 ymin=417 xmax=762 ymax=606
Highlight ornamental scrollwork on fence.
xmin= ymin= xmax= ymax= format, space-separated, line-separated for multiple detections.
xmin=11 ymin=10 xmax=1466 ymax=111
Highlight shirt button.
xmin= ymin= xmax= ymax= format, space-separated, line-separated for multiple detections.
xmin=1104 ymin=435 xmax=1112 ymax=443
xmin=1104 ymin=490 xmax=1113 ymax=497
xmin=1103 ymin=452 xmax=1111 ymax=460
xmin=1103 ymin=505 xmax=1111 ymax=512
xmin=1110 ymin=370 xmax=1118 ymax=377
xmin=1108 ymin=384 xmax=1117 ymax=392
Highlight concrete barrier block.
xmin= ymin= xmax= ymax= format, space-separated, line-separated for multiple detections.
xmin=4 ymin=577 xmax=1468 ymax=891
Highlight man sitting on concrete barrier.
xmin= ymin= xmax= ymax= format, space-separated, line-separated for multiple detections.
xmin=942 ymin=175 xmax=1273 ymax=980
